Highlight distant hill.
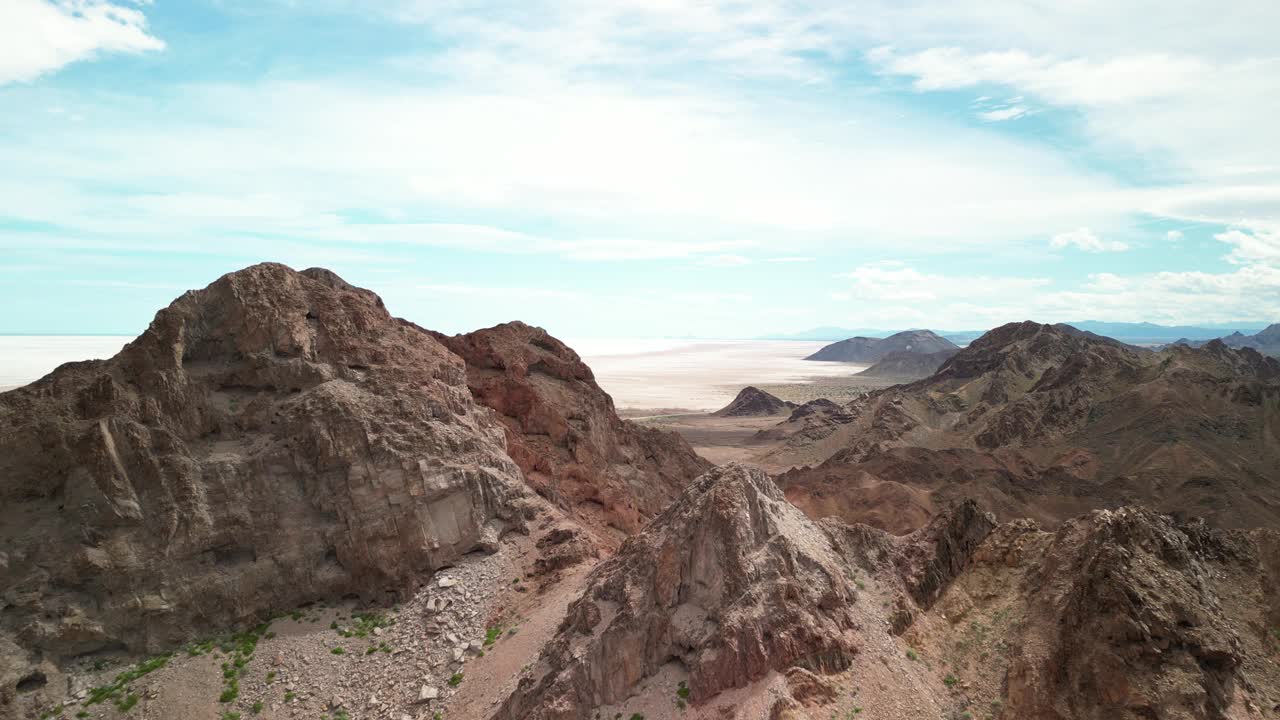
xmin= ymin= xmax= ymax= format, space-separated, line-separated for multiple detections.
xmin=804 ymin=329 xmax=959 ymax=363
xmin=855 ymin=348 xmax=959 ymax=379
xmin=713 ymin=386 xmax=796 ymax=417
xmin=1168 ymin=322 xmax=1280 ymax=356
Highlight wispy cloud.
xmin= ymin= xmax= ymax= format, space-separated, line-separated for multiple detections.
xmin=1050 ymin=228 xmax=1129 ymax=253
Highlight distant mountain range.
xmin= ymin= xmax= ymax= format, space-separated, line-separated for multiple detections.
xmin=764 ymin=320 xmax=1274 ymax=346
xmin=804 ymin=329 xmax=959 ymax=363
xmin=1168 ymin=323 xmax=1280 ymax=355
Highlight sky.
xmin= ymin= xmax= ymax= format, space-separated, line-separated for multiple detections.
xmin=1 ymin=0 xmax=1278 ymax=338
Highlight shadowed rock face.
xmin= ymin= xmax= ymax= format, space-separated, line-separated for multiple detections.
xmin=434 ymin=321 xmax=710 ymax=541
xmin=0 ymin=263 xmax=532 ymax=702
xmin=714 ymin=385 xmax=796 ymax=417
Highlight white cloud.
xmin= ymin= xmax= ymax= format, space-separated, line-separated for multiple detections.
xmin=764 ymin=256 xmax=816 ymax=263
xmin=1215 ymin=226 xmax=1280 ymax=265
xmin=1050 ymin=228 xmax=1128 ymax=253
xmin=0 ymin=0 xmax=164 ymax=85
xmin=832 ymin=262 xmax=1280 ymax=328
xmin=1166 ymin=230 xmax=1184 ymax=241
xmin=839 ymin=264 xmax=1050 ymax=303
xmin=870 ymin=47 xmax=1210 ymax=106
xmin=977 ymin=105 xmax=1030 ymax=122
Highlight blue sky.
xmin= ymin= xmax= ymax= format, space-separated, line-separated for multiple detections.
xmin=1 ymin=1 xmax=1278 ymax=338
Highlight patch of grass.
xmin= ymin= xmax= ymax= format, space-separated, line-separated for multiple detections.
xmin=252 ymin=701 xmax=263 ymax=714
xmin=76 ymin=713 xmax=89 ymax=719
xmin=115 ymin=694 xmax=140 ymax=712
xmin=85 ymin=653 xmax=172 ymax=706
xmin=943 ymin=674 xmax=958 ymax=688
xmin=676 ymin=680 xmax=690 ymax=700
xmin=333 ymin=711 xmax=350 ymax=720
xmin=331 ymin=647 xmax=345 ymax=655
xmin=265 ymin=670 xmax=277 ymax=684
xmin=448 ymin=673 xmax=464 ymax=687
xmin=222 ymin=713 xmax=242 ymax=720
xmin=906 ymin=648 xmax=919 ymax=661
xmin=283 ymin=691 xmax=296 ymax=703
xmin=433 ymin=713 xmax=443 ymax=720
xmin=218 ymin=684 xmax=239 ymax=703
xmin=630 ymin=714 xmax=645 ymax=720
xmin=484 ymin=625 xmax=503 ymax=646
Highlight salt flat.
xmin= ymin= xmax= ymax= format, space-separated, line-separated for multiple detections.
xmin=0 ymin=336 xmax=864 ymax=413
xmin=0 ymin=336 xmax=133 ymax=391
xmin=570 ymin=338 xmax=863 ymax=413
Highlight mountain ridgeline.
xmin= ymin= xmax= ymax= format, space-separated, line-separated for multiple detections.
xmin=804 ymin=329 xmax=959 ymax=363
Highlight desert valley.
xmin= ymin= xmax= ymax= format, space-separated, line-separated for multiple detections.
xmin=3 ymin=264 xmax=1279 ymax=720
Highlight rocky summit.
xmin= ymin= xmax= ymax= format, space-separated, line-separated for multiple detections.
xmin=0 ymin=264 xmax=537 ymax=703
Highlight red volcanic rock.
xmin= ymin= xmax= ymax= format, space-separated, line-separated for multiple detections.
xmin=435 ymin=322 xmax=710 ymax=542
xmin=0 ymin=264 xmax=532 ymax=704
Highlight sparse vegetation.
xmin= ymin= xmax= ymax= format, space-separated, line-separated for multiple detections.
xmin=265 ymin=670 xmax=277 ymax=683
xmin=252 ymin=700 xmax=263 ymax=714
xmin=484 ymin=625 xmax=503 ymax=646
xmin=907 ymin=648 xmax=919 ymax=661
xmin=116 ymin=693 xmax=140 ymax=712
xmin=630 ymin=714 xmax=645 ymax=720
xmin=448 ymin=672 xmax=464 ymax=687
xmin=284 ymin=691 xmax=296 ymax=703
xmin=222 ymin=713 xmax=241 ymax=720
xmin=85 ymin=653 xmax=172 ymax=706
xmin=943 ymin=674 xmax=959 ymax=688
xmin=331 ymin=646 xmax=345 ymax=655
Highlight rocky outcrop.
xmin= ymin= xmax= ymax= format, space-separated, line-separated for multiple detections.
xmin=908 ymin=507 xmax=1280 ymax=720
xmin=494 ymin=465 xmax=866 ymax=719
xmin=0 ymin=264 xmax=533 ymax=704
xmin=805 ymin=330 xmax=958 ymax=363
xmin=714 ymin=386 xmax=796 ymax=417
xmin=434 ymin=322 xmax=709 ymax=541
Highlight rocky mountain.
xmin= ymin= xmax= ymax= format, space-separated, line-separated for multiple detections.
xmin=776 ymin=321 xmax=1280 ymax=534
xmin=805 ymin=329 xmax=959 ymax=363
xmin=0 ymin=264 xmax=538 ymax=704
xmin=854 ymin=348 xmax=960 ymax=380
xmin=433 ymin=321 xmax=710 ymax=542
xmin=713 ymin=385 xmax=796 ymax=417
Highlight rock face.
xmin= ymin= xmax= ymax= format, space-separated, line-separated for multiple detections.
xmin=775 ymin=321 xmax=1280 ymax=533
xmin=494 ymin=465 xmax=867 ymax=719
xmin=713 ymin=385 xmax=796 ymax=417
xmin=909 ymin=507 xmax=1280 ymax=720
xmin=805 ymin=330 xmax=958 ymax=363
xmin=0 ymin=264 xmax=532 ymax=702
xmin=434 ymin=321 xmax=709 ymax=540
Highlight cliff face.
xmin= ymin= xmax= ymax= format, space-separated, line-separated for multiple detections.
xmin=0 ymin=264 xmax=532 ymax=701
xmin=435 ymin=321 xmax=710 ymax=542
